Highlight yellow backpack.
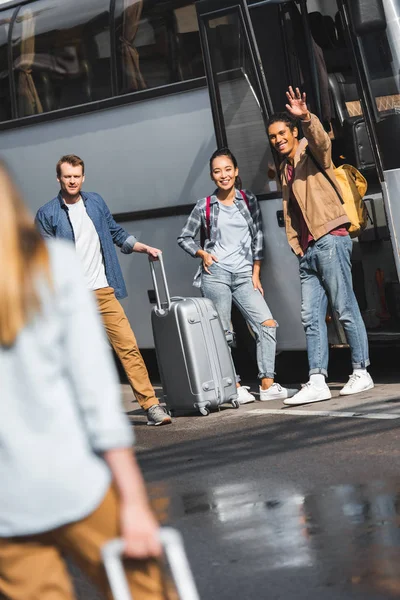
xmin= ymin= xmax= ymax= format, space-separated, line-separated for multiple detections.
xmin=307 ymin=148 xmax=368 ymax=238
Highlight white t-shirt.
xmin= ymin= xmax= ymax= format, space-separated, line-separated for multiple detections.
xmin=66 ymin=198 xmax=109 ymax=290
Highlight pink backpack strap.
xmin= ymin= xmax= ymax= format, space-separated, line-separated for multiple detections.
xmin=205 ymin=196 xmax=211 ymax=239
xmin=239 ymin=190 xmax=250 ymax=210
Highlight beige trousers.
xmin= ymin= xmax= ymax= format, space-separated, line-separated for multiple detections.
xmin=95 ymin=287 xmax=158 ymax=411
xmin=0 ymin=486 xmax=174 ymax=600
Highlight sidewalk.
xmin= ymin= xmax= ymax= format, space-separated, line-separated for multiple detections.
xmin=121 ymin=376 xmax=400 ymax=430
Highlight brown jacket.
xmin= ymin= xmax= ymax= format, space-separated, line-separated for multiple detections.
xmin=281 ymin=114 xmax=350 ymax=255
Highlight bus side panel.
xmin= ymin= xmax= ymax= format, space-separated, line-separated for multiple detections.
xmin=259 ymin=200 xmax=305 ymax=351
xmin=0 ymin=89 xmax=216 ymax=215
xmin=0 ymin=87 xmax=306 ymax=351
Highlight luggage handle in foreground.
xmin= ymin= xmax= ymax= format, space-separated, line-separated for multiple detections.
xmin=101 ymin=527 xmax=200 ymax=600
xmin=149 ymin=253 xmax=172 ymax=314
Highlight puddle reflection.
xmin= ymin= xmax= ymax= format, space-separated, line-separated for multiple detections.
xmin=149 ymin=480 xmax=400 ymax=596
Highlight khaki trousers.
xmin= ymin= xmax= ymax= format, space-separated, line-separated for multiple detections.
xmin=0 ymin=486 xmax=173 ymax=600
xmin=95 ymin=287 xmax=158 ymax=411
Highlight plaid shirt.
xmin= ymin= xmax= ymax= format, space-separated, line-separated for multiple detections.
xmin=177 ymin=188 xmax=264 ymax=287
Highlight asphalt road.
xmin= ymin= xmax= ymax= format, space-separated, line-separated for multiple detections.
xmin=70 ymin=348 xmax=400 ymax=599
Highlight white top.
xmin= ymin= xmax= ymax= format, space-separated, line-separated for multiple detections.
xmin=67 ymin=198 xmax=109 ymax=290
xmin=0 ymin=240 xmax=134 ymax=536
xmin=213 ymin=202 xmax=253 ymax=273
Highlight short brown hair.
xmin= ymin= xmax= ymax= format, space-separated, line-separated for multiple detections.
xmin=56 ymin=154 xmax=85 ymax=178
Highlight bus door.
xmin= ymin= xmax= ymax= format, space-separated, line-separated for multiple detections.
xmin=195 ymin=0 xmax=307 ymax=351
xmin=304 ymin=0 xmax=400 ymax=342
xmin=339 ymin=0 xmax=400 ymax=340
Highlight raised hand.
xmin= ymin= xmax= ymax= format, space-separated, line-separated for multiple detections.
xmin=285 ymin=86 xmax=310 ymax=121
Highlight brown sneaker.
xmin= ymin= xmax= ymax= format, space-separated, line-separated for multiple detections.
xmin=146 ymin=405 xmax=172 ymax=426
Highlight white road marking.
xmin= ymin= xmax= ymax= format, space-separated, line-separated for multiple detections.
xmin=249 ymin=408 xmax=400 ymax=420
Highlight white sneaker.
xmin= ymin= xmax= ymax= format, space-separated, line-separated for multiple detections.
xmin=259 ymin=383 xmax=298 ymax=401
xmin=236 ymin=386 xmax=256 ymax=404
xmin=340 ymin=372 xmax=374 ymax=396
xmin=283 ymin=382 xmax=332 ymax=406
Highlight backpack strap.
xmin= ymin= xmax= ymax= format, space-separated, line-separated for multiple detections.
xmin=200 ymin=196 xmax=211 ymax=248
xmin=306 ymin=147 xmax=344 ymax=205
xmin=205 ymin=196 xmax=211 ymax=239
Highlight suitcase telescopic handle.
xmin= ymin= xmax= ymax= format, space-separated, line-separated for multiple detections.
xmin=149 ymin=253 xmax=171 ymax=315
xmin=101 ymin=527 xmax=200 ymax=600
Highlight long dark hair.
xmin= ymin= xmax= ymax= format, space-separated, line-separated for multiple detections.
xmin=209 ymin=147 xmax=242 ymax=189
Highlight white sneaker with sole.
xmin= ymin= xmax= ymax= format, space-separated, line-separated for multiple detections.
xmin=340 ymin=372 xmax=374 ymax=396
xmin=283 ymin=382 xmax=332 ymax=406
xmin=236 ymin=386 xmax=256 ymax=404
xmin=259 ymin=383 xmax=298 ymax=402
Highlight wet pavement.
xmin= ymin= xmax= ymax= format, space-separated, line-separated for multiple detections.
xmin=70 ymin=361 xmax=400 ymax=599
xmin=142 ymin=480 xmax=400 ymax=599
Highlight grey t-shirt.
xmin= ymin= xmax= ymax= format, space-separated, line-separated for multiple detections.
xmin=213 ymin=202 xmax=253 ymax=273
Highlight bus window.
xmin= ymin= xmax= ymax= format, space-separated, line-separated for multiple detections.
xmin=250 ymin=1 xmax=329 ymax=121
xmin=202 ymin=9 xmax=278 ymax=196
xmin=358 ymin=24 xmax=400 ymax=172
xmin=174 ymin=5 xmax=205 ymax=80
xmin=11 ymin=0 xmax=112 ymax=118
xmin=0 ymin=10 xmax=13 ymax=122
xmin=113 ymin=0 xmax=204 ymax=96
xmin=304 ymin=4 xmax=379 ymax=184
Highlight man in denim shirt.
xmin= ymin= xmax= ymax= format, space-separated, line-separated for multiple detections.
xmin=35 ymin=154 xmax=171 ymax=426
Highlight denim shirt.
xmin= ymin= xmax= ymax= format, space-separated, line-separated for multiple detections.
xmin=177 ymin=189 xmax=264 ymax=287
xmin=35 ymin=192 xmax=137 ymax=299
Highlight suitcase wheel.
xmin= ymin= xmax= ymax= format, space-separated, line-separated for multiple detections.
xmin=231 ymin=399 xmax=240 ymax=409
xmin=199 ymin=407 xmax=210 ymax=416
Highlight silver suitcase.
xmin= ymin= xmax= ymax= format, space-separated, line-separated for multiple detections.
xmin=149 ymin=255 xmax=239 ymax=416
xmin=101 ymin=527 xmax=200 ymax=600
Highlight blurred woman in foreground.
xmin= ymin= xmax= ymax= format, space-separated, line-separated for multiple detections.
xmin=0 ymin=161 xmax=167 ymax=599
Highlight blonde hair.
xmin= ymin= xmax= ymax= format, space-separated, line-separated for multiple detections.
xmin=0 ymin=162 xmax=51 ymax=346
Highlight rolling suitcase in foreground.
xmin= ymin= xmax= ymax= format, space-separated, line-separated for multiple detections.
xmin=149 ymin=255 xmax=239 ymax=416
xmin=102 ymin=527 xmax=200 ymax=600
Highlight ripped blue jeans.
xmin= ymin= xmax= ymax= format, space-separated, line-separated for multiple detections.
xmin=201 ymin=264 xmax=277 ymax=379
xmin=299 ymin=234 xmax=370 ymax=377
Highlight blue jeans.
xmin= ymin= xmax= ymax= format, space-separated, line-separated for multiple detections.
xmin=299 ymin=234 xmax=370 ymax=377
xmin=201 ymin=264 xmax=277 ymax=379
